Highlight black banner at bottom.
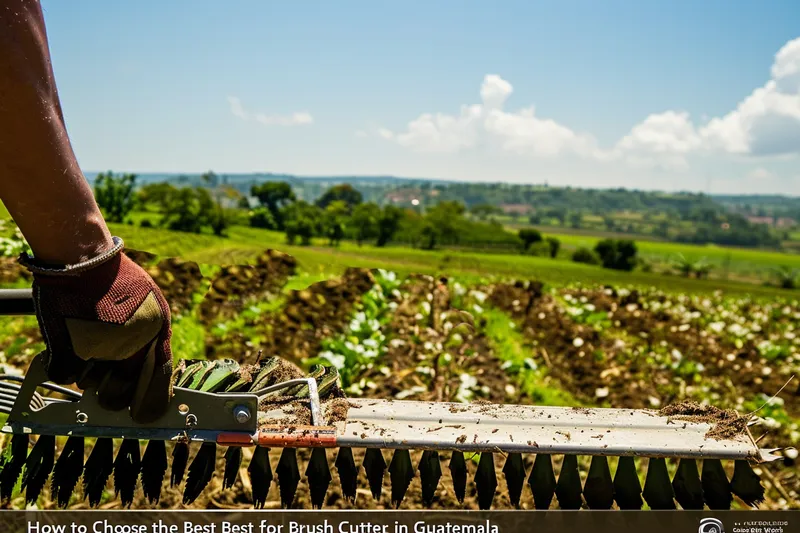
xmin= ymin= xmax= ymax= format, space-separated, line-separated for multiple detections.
xmin=2 ymin=511 xmax=796 ymax=533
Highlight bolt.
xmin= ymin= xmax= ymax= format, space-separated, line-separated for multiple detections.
xmin=234 ymin=405 xmax=251 ymax=424
xmin=185 ymin=414 xmax=198 ymax=427
xmin=76 ymin=412 xmax=88 ymax=424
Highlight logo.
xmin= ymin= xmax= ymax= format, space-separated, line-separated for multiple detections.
xmin=699 ymin=518 xmax=725 ymax=533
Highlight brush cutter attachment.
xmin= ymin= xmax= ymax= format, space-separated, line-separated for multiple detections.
xmin=0 ymin=352 xmax=792 ymax=510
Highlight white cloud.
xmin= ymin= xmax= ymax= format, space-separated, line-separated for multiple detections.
xmin=378 ymin=37 xmax=800 ymax=168
xmin=748 ymin=167 xmax=774 ymax=180
xmin=379 ymin=74 xmax=596 ymax=157
xmin=227 ymin=96 xmax=313 ymax=126
xmin=255 ymin=111 xmax=314 ymax=126
xmin=227 ymin=96 xmax=248 ymax=120
xmin=699 ymin=37 xmax=800 ymax=156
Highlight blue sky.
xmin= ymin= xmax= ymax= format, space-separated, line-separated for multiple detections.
xmin=41 ymin=0 xmax=800 ymax=194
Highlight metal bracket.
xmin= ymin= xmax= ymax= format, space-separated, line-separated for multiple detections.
xmin=1 ymin=352 xmax=258 ymax=442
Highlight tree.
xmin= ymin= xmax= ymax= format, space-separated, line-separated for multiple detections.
xmin=282 ymin=201 xmax=322 ymax=245
xmin=160 ymin=187 xmax=224 ymax=234
xmin=546 ymin=236 xmax=561 ymax=258
xmin=94 ymin=171 xmax=137 ymax=223
xmin=200 ymin=170 xmax=219 ymax=188
xmin=772 ymin=266 xmax=799 ymax=290
xmin=350 ymin=202 xmax=381 ymax=246
xmin=421 ymin=201 xmax=466 ymax=249
xmin=572 ymin=247 xmax=600 ymax=265
xmin=471 ymin=203 xmax=502 ymax=220
xmin=251 ymin=181 xmax=296 ymax=230
xmin=376 ymin=205 xmax=404 ymax=247
xmin=323 ymin=201 xmax=349 ymax=246
xmin=518 ymin=228 xmax=543 ymax=250
xmin=569 ymin=212 xmax=583 ymax=229
xmin=315 ymin=183 xmax=363 ymax=211
xmin=249 ymin=207 xmax=276 ymax=229
xmin=137 ymin=182 xmax=177 ymax=213
xmin=594 ymin=239 xmax=638 ymax=271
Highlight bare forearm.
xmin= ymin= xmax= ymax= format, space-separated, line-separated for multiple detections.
xmin=0 ymin=0 xmax=112 ymax=265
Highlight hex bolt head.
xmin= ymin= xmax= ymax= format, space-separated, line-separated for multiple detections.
xmin=234 ymin=405 xmax=251 ymax=424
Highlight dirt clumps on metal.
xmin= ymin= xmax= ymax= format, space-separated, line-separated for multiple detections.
xmin=659 ymin=401 xmax=749 ymax=440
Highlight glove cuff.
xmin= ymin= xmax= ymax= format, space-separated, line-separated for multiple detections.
xmin=19 ymin=236 xmax=125 ymax=276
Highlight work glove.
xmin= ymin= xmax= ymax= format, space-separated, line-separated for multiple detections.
xmin=19 ymin=237 xmax=173 ymax=423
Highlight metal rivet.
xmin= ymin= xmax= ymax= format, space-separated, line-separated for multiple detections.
xmin=76 ymin=412 xmax=88 ymax=424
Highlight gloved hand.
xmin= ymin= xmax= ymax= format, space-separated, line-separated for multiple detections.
xmin=19 ymin=237 xmax=173 ymax=423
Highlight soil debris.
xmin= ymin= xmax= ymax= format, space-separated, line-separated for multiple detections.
xmin=658 ymin=401 xmax=749 ymax=440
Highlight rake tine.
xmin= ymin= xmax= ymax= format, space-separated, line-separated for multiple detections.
xmin=418 ymin=450 xmax=442 ymax=508
xmin=276 ymin=447 xmax=300 ymax=508
xmin=502 ymin=453 xmax=525 ymax=509
xmin=555 ymin=455 xmax=583 ymax=510
xmin=642 ymin=458 xmax=675 ymax=510
xmin=306 ymin=448 xmax=332 ymax=509
xmin=362 ymin=448 xmax=387 ymax=501
xmin=388 ymin=449 xmax=414 ymax=509
xmin=183 ymin=442 xmax=216 ymax=505
xmin=51 ymin=436 xmax=84 ymax=508
xmin=613 ymin=456 xmax=642 ymax=510
xmin=141 ymin=440 xmax=168 ymax=505
xmin=701 ymin=459 xmax=732 ymax=510
xmin=223 ymin=447 xmax=242 ymax=490
xmin=248 ymin=446 xmax=273 ymax=509
xmin=730 ymin=460 xmax=765 ymax=508
xmin=82 ymin=437 xmax=113 ymax=508
xmin=672 ymin=459 xmax=704 ymax=510
xmin=22 ymin=435 xmax=55 ymax=506
xmin=448 ymin=451 xmax=467 ymax=504
xmin=528 ymin=454 xmax=557 ymax=510
xmin=113 ymin=439 xmax=142 ymax=509
xmin=583 ymin=456 xmax=613 ymax=509
xmin=475 ymin=453 xmax=498 ymax=510
xmin=334 ymin=447 xmax=358 ymax=503
xmin=170 ymin=441 xmax=190 ymax=487
xmin=0 ymin=433 xmax=28 ymax=502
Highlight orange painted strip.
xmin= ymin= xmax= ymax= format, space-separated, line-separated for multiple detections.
xmin=256 ymin=426 xmax=338 ymax=448
xmin=216 ymin=432 xmax=256 ymax=446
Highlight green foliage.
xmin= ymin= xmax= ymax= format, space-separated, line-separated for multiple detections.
xmin=525 ymin=241 xmax=552 ymax=257
xmin=546 ymin=236 xmax=561 ymax=258
xmin=136 ymin=182 xmax=177 ymax=213
xmin=161 ymin=187 xmax=223 ymax=234
xmin=572 ymin=247 xmax=600 ymax=265
xmin=139 ymin=219 xmax=153 ymax=228
xmin=315 ymin=183 xmax=363 ymax=211
xmin=771 ymin=266 xmax=799 ymax=290
xmin=594 ymin=239 xmax=638 ymax=271
xmin=470 ymin=203 xmax=502 ymax=220
xmin=283 ymin=201 xmax=323 ymax=245
xmin=376 ymin=205 xmax=404 ymax=247
xmin=94 ymin=171 xmax=137 ymax=223
xmin=518 ymin=228 xmax=543 ymax=249
xmin=323 ymin=201 xmax=349 ymax=246
xmin=671 ymin=253 xmax=712 ymax=279
xmin=311 ymin=270 xmax=401 ymax=390
xmin=350 ymin=202 xmax=381 ymax=245
xmin=250 ymin=181 xmax=296 ymax=230
xmin=249 ymin=206 xmax=277 ymax=229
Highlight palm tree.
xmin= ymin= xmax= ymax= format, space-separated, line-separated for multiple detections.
xmin=771 ymin=266 xmax=799 ymax=290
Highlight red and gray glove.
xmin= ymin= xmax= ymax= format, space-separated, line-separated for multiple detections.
xmin=19 ymin=237 xmax=173 ymax=423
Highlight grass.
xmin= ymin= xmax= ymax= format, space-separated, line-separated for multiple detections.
xmin=480 ymin=307 xmax=581 ymax=407
xmin=507 ymin=225 xmax=800 ymax=282
xmin=98 ymin=222 xmax=796 ymax=299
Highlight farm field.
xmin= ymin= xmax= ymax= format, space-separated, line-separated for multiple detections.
xmin=505 ymin=224 xmax=800 ymax=284
xmin=0 ymin=231 xmax=798 ymax=511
